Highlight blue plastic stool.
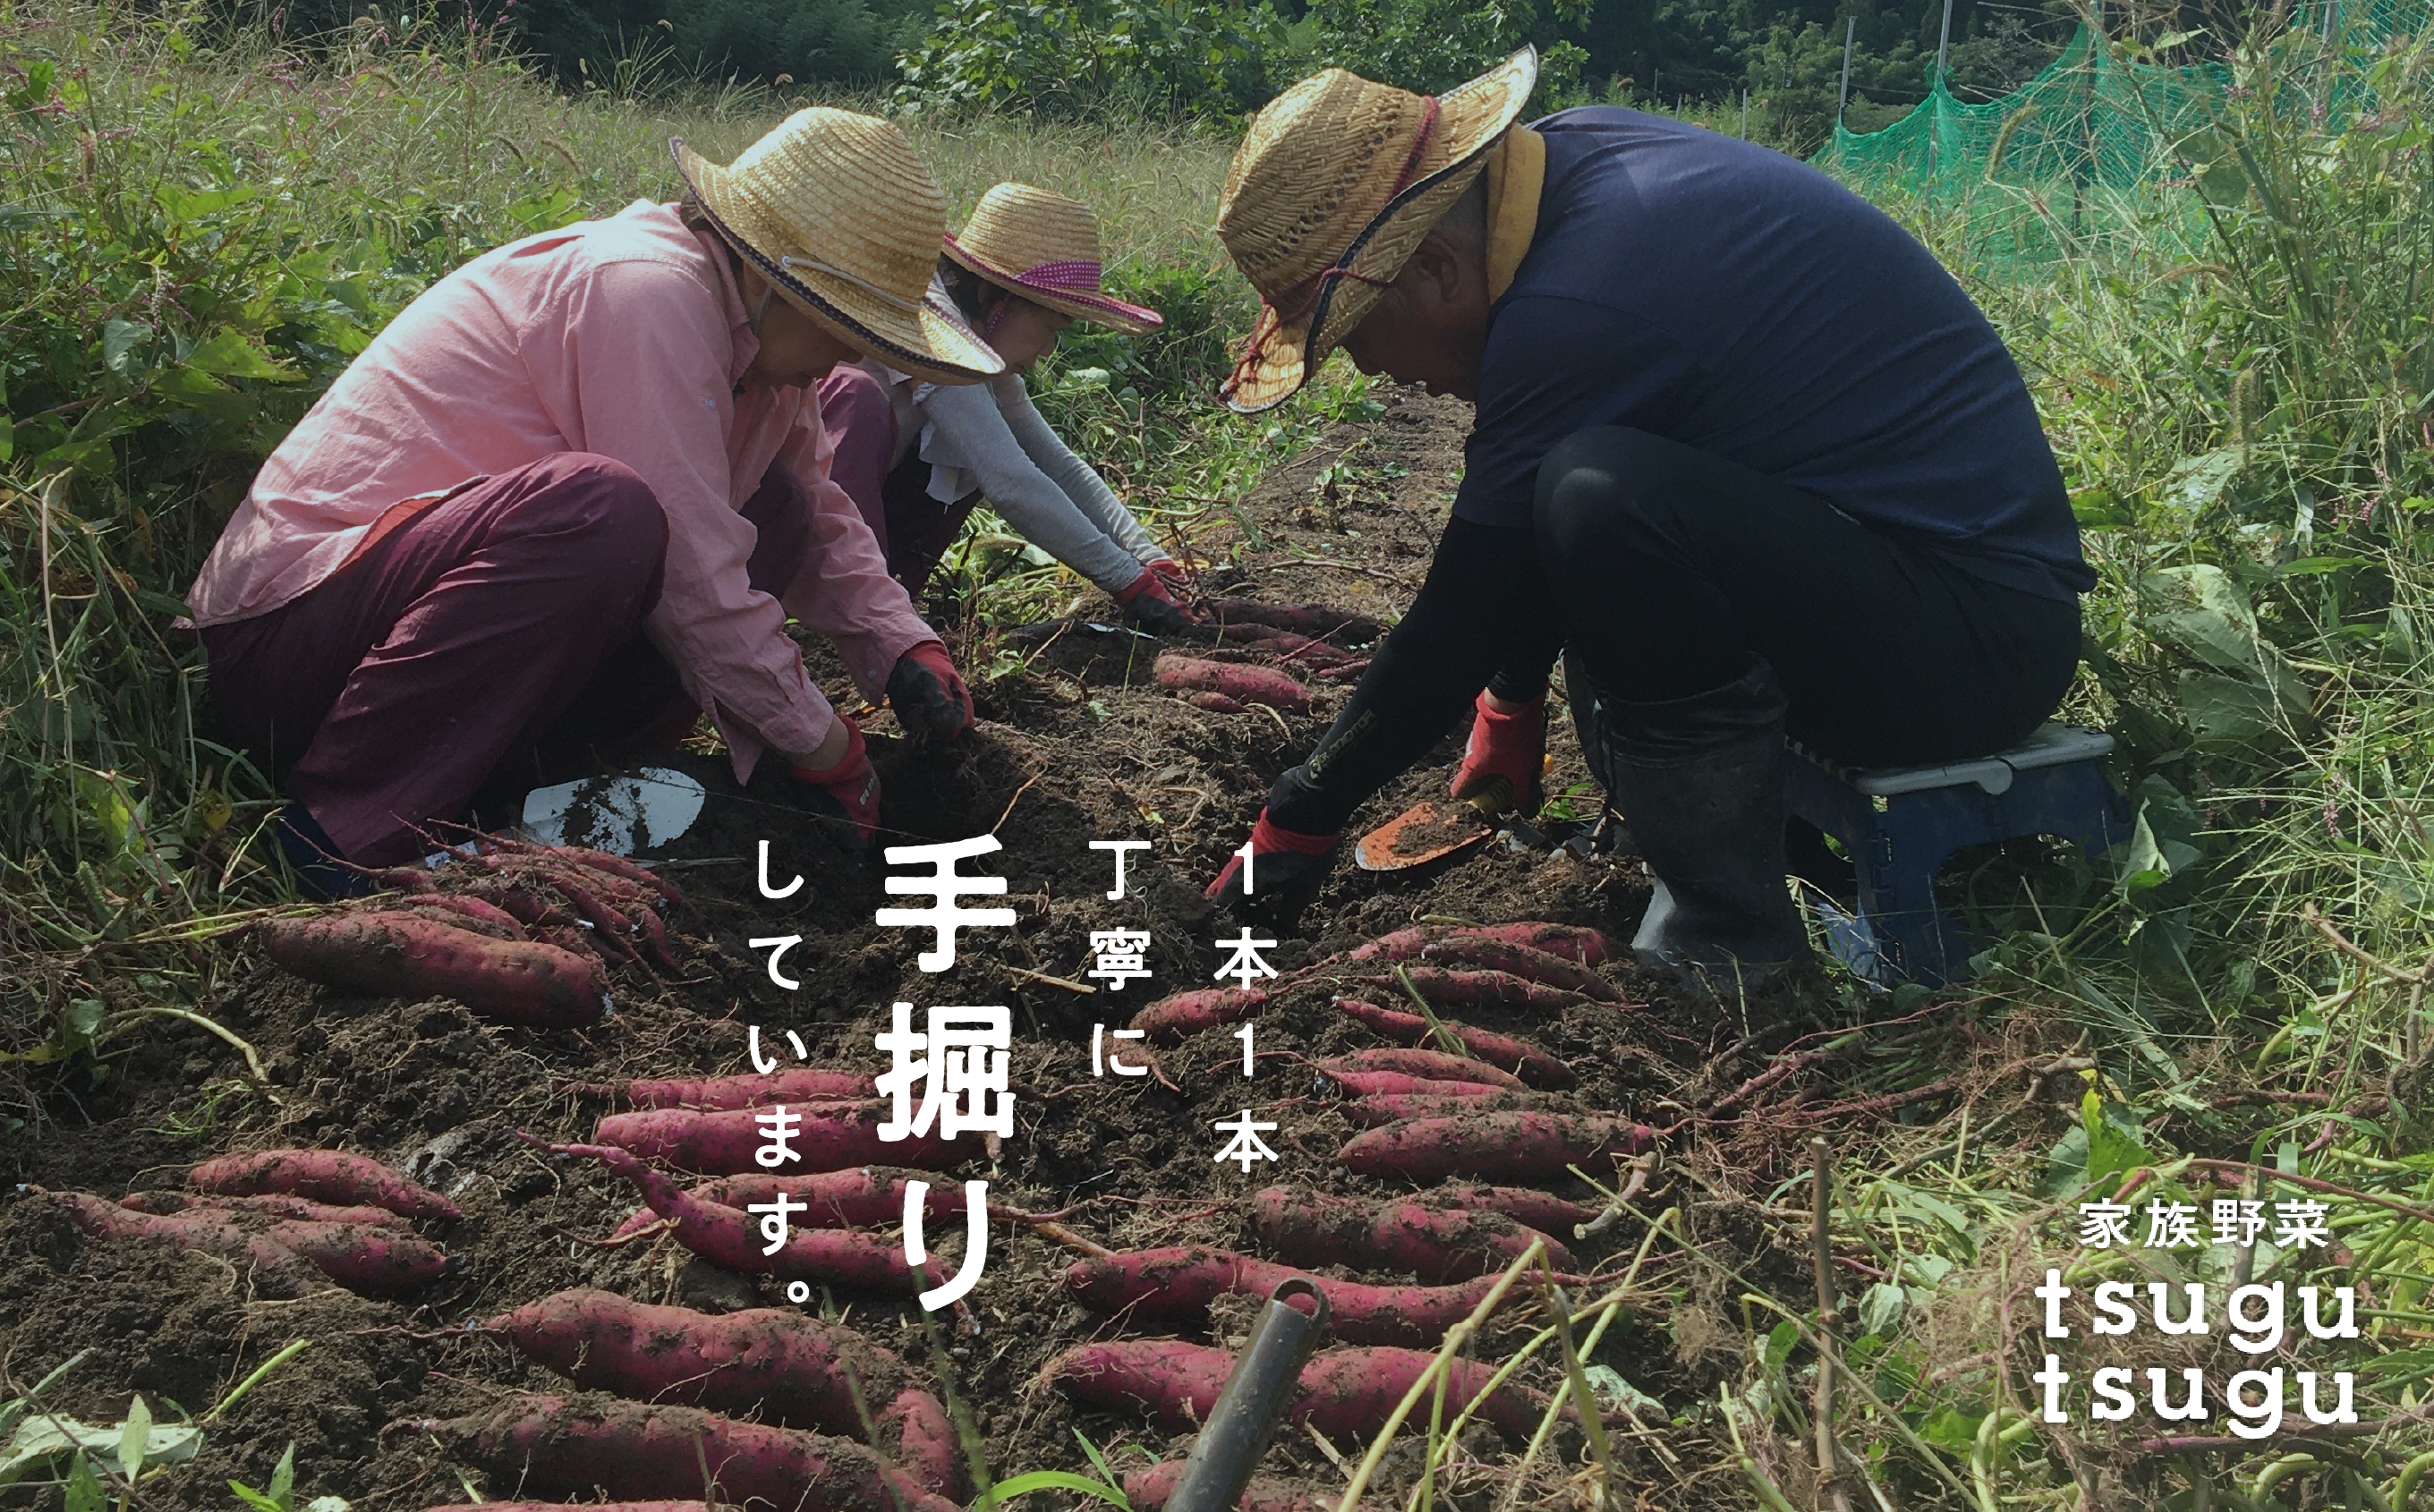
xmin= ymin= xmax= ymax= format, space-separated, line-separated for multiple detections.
xmin=1783 ymin=722 xmax=2131 ymax=987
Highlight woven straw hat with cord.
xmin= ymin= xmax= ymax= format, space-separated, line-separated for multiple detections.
xmin=674 ymin=107 xmax=1002 ymax=386
xmin=1215 ymin=47 xmax=1537 ymax=413
xmin=944 ymin=183 xmax=1164 ymax=337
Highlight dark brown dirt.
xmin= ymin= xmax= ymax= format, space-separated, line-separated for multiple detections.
xmin=0 ymin=389 xmax=1953 ymax=1512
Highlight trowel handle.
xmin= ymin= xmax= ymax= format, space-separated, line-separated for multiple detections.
xmin=1163 ymin=1278 xmax=1332 ymax=1512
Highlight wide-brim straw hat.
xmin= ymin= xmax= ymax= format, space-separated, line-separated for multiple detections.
xmin=1215 ymin=47 xmax=1537 ymax=413
xmin=943 ymin=183 xmax=1164 ymax=336
xmin=674 ymin=108 xmax=1002 ymax=386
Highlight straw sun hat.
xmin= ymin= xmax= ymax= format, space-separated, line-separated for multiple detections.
xmin=944 ymin=183 xmax=1164 ymax=336
xmin=1216 ymin=47 xmax=1538 ymax=413
xmin=674 ymin=108 xmax=1003 ymax=385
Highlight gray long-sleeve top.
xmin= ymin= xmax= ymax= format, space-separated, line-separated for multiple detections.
xmin=868 ymin=359 xmax=1171 ymax=592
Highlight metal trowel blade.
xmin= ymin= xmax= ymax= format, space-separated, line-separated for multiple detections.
xmin=1353 ymin=800 xmax=1495 ymax=872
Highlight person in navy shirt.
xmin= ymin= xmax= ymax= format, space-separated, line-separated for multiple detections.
xmin=1203 ymin=49 xmax=2087 ymax=996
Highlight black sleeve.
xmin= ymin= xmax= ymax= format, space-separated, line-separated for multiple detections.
xmin=1266 ymin=516 xmax=1565 ymax=836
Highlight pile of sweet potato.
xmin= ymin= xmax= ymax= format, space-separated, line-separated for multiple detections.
xmin=38 ymin=1148 xmax=460 ymax=1298
xmin=1041 ymin=921 xmax=1657 ymax=1445
xmin=1155 ymin=598 xmax=1384 ymax=715
xmin=256 ymin=841 xmax=686 ymax=1028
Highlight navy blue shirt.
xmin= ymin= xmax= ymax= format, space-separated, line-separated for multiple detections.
xmin=1459 ymin=108 xmax=2091 ymax=600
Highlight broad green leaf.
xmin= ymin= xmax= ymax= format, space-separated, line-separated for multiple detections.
xmin=183 ymin=330 xmax=296 ymax=381
xmin=1859 ymin=1282 xmax=1906 ymax=1338
xmin=119 ymin=1395 xmax=149 ymax=1482
xmin=1 ymin=1412 xmax=200 ymax=1482
xmin=101 ymin=319 xmax=150 ymax=378
xmin=268 ymin=1440 xmax=297 ymax=1507
xmin=64 ymin=1453 xmax=104 ymax=1512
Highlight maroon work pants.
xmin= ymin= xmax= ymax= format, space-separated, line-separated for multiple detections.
xmin=817 ymin=364 xmax=982 ymax=595
xmin=202 ymin=451 xmax=810 ymax=865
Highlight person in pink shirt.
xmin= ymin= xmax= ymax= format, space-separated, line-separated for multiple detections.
xmin=178 ymin=107 xmax=1004 ymax=893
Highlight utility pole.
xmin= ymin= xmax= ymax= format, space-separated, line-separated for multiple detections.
xmin=1926 ymin=0 xmax=1956 ymax=185
xmin=1935 ymin=0 xmax=1955 ymax=86
xmin=1837 ymin=15 xmax=1855 ymax=126
xmin=1741 ymin=87 xmax=1749 ymax=137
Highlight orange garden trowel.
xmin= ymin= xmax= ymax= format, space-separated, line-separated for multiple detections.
xmin=1353 ymin=777 xmax=1549 ymax=871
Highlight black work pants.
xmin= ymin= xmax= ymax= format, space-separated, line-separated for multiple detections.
xmin=1534 ymin=427 xmax=2082 ymax=768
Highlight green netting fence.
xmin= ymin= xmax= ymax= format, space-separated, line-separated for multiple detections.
xmin=1815 ymin=4 xmax=2424 ymax=268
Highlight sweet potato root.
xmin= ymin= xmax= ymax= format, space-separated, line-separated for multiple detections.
xmin=1128 ymin=987 xmax=1267 ymax=1044
xmin=592 ymin=1103 xmax=956 ymax=1176
xmin=1152 ymin=654 xmax=1310 ymax=713
xmin=1199 ymin=599 xmax=1385 ymax=642
xmin=1340 ymin=923 xmax=1610 ymax=969
xmin=479 ymin=1289 xmax=957 ymax=1496
xmin=1338 ymin=1111 xmax=1659 ymax=1183
xmin=260 ymin=910 xmax=607 ymax=1027
xmin=408 ymin=1391 xmax=957 ymax=1512
xmin=1329 ymin=998 xmax=1576 ymax=1089
xmin=1041 ymin=1341 xmax=1543 ymax=1439
xmin=117 ymin=1191 xmax=412 ymax=1229
xmin=262 ymin=1219 xmax=455 ymax=1295
xmin=1337 ymin=1091 xmax=1577 ymax=1128
xmin=581 ymin=1070 xmax=873 ymax=1111
xmin=1316 ymin=1048 xmax=1525 ymax=1092
xmin=45 ymin=1190 xmax=316 ymax=1293
xmin=1250 ymin=1185 xmax=1571 ymax=1280
xmin=1063 ymin=1245 xmax=1558 ymax=1346
xmin=544 ymin=1141 xmax=945 ymax=1297
xmin=1357 ymin=966 xmax=1590 ymax=1015
xmin=190 ymin=1149 xmax=461 ymax=1221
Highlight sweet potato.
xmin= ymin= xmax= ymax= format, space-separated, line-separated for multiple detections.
xmin=191 ymin=1149 xmax=462 ymax=1221
xmin=551 ymin=846 xmax=685 ymax=905
xmin=1340 ymin=923 xmax=1610 ymax=968
xmin=1186 ymin=691 xmax=1248 ymax=714
xmin=262 ymin=1219 xmax=455 ymax=1296
xmin=1063 ymin=1245 xmax=1557 ymax=1346
xmin=1250 ymin=1185 xmax=1571 ymax=1280
xmin=1337 ymin=1091 xmax=1578 ymax=1128
xmin=1427 ymin=1185 xmax=1604 ymax=1235
xmin=396 ymin=894 xmax=529 ymax=939
xmin=1410 ymin=939 xmax=1623 ymax=1002
xmin=1041 ymin=1341 xmax=1542 ymax=1440
xmin=479 ymin=1289 xmax=957 ymax=1496
xmin=1199 ymin=599 xmax=1385 ymax=642
xmin=260 ymin=910 xmax=607 ymax=1027
xmin=583 ymin=1069 xmax=873 ymax=1111
xmin=1357 ymin=967 xmax=1589 ymax=1015
xmin=1338 ymin=1111 xmax=1658 ymax=1183
xmin=1316 ymin=1048 xmax=1526 ymax=1092
xmin=1320 ymin=1069 xmax=1515 ymax=1099
xmin=604 ymin=1166 xmax=972 ymax=1240
xmin=592 ymin=1102 xmax=956 ymax=1176
xmin=545 ymin=1141 xmax=945 ymax=1297
xmin=1153 ymin=654 xmax=1310 ymax=713
xmin=117 ymin=1191 xmax=412 ymax=1229
xmin=1211 ymin=624 xmax=1360 ymax=668
xmin=1124 ymin=1461 xmax=1356 ymax=1512
xmin=1329 ymin=998 xmax=1576 ymax=1089
xmin=45 ymin=1191 xmax=316 ymax=1293
xmin=409 ymin=1391 xmax=957 ymax=1512
xmin=1128 ymin=987 xmax=1267 ymax=1044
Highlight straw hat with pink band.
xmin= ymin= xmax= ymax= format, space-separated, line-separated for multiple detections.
xmin=1216 ymin=47 xmax=1539 ymax=413
xmin=674 ymin=107 xmax=1004 ymax=386
xmin=943 ymin=183 xmax=1165 ymax=337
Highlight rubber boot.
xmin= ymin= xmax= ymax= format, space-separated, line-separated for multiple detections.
xmin=1574 ymin=657 xmax=1808 ymax=998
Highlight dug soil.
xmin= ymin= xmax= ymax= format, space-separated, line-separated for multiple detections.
xmin=0 ymin=389 xmax=2047 ymax=1511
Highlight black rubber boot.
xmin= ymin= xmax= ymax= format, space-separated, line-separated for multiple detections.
xmin=1572 ymin=655 xmax=1808 ymax=998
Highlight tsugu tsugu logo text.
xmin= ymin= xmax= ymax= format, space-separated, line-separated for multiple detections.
xmin=2030 ymin=1197 xmax=2358 ymax=1438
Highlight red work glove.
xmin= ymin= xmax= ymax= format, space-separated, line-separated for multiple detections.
xmin=1113 ymin=566 xmax=1194 ymax=635
xmin=1450 ymin=690 xmax=1546 ymax=817
xmin=1206 ymin=810 xmax=1340 ymax=929
xmin=790 ymin=719 xmax=881 ymax=845
xmin=887 ymin=640 xmax=974 ymax=744
xmin=1146 ymin=557 xmax=1190 ymax=595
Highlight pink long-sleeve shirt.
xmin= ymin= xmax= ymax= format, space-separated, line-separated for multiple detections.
xmin=179 ymin=199 xmax=936 ymax=780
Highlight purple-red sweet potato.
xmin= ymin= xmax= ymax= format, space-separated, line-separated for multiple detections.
xmin=605 ymin=1166 xmax=973 ymax=1240
xmin=1329 ymin=998 xmax=1576 ymax=1090
xmin=1357 ymin=966 xmax=1590 ymax=1015
xmin=548 ymin=1142 xmax=946 ymax=1297
xmin=479 ymin=1289 xmax=957 ymax=1496
xmin=588 ymin=1069 xmax=873 ymax=1111
xmin=46 ymin=1191 xmax=316 ymax=1294
xmin=1063 ymin=1245 xmax=1557 ymax=1346
xmin=1128 ymin=987 xmax=1267 ymax=1044
xmin=1249 ymin=1185 xmax=1571 ymax=1280
xmin=1338 ymin=1112 xmax=1658 ymax=1184
xmin=1124 ymin=1461 xmax=1357 ymax=1512
xmin=1153 ymin=654 xmax=1310 ymax=713
xmin=396 ymin=894 xmax=529 ymax=940
xmin=1041 ymin=1341 xmax=1544 ymax=1440
xmin=261 ymin=1219 xmax=455 ymax=1295
xmin=1427 ymin=1184 xmax=1604 ymax=1236
xmin=592 ymin=1102 xmax=956 ymax=1176
xmin=1186 ymin=691 xmax=1248 ymax=714
xmin=1337 ymin=1091 xmax=1577 ymax=1128
xmin=409 ymin=1392 xmax=957 ymax=1512
xmin=1340 ymin=923 xmax=1610 ymax=968
xmin=1316 ymin=1048 xmax=1525 ymax=1092
xmin=1199 ymin=599 xmax=1385 ymax=642
xmin=191 ymin=1149 xmax=461 ymax=1221
xmin=260 ymin=911 xmax=607 ymax=1027
xmin=118 ymin=1191 xmax=412 ymax=1229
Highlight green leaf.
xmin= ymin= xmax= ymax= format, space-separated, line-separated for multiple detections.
xmin=268 ymin=1440 xmax=296 ymax=1507
xmin=183 ymin=330 xmax=296 ymax=381
xmin=1859 ymin=1282 xmax=1906 ymax=1338
xmin=0 ymin=413 xmax=13 ymax=463
xmin=229 ymin=1482 xmax=285 ymax=1512
xmin=119 ymin=1395 xmax=149 ymax=1483
xmin=101 ymin=319 xmax=150 ymax=378
xmin=64 ymin=1453 xmax=104 ymax=1512
xmin=1762 ymin=1317 xmax=1800 ymax=1371
xmin=977 ymin=1469 xmax=1131 ymax=1509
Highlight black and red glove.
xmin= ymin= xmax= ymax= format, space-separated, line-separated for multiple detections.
xmin=1146 ymin=557 xmax=1190 ymax=595
xmin=1114 ymin=566 xmax=1195 ymax=635
xmin=1449 ymin=690 xmax=1546 ymax=816
xmin=1206 ymin=810 xmax=1340 ymax=929
xmin=887 ymin=640 xmax=974 ymax=744
xmin=790 ymin=719 xmax=881 ymax=845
